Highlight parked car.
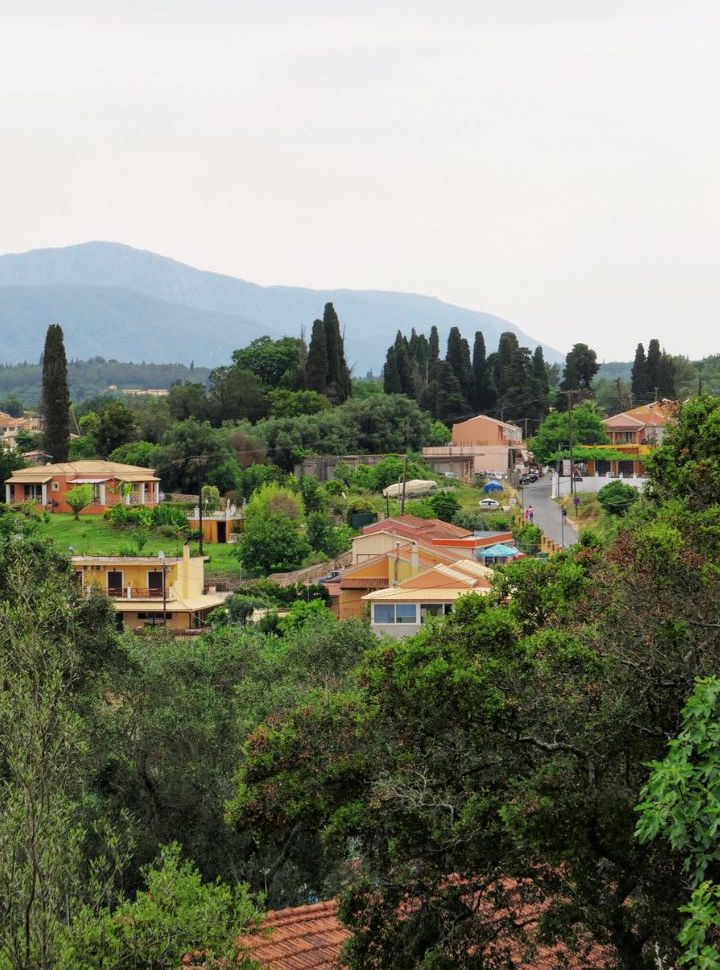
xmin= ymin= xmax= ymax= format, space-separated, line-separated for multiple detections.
xmin=317 ymin=570 xmax=341 ymax=584
xmin=519 ymin=473 xmax=538 ymax=485
xmin=479 ymin=498 xmax=500 ymax=509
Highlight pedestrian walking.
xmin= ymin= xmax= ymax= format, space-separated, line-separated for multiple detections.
xmin=527 ymin=506 xmax=535 ymax=524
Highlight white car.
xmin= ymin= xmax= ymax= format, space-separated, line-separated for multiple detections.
xmin=479 ymin=498 xmax=500 ymax=509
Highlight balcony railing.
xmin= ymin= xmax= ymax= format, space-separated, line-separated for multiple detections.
xmin=108 ymin=587 xmax=176 ymax=601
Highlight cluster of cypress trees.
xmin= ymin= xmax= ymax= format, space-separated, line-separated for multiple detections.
xmin=383 ymin=326 xmax=550 ymax=428
xmin=305 ymin=303 xmax=352 ymax=404
xmin=631 ymin=339 xmax=676 ymax=403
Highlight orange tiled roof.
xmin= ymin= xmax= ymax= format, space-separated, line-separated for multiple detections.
xmin=237 ymin=895 xmax=607 ymax=969
xmin=340 ymin=576 xmax=388 ymax=589
xmin=239 ymin=900 xmax=348 ymax=969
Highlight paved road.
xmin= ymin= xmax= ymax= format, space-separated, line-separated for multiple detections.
xmin=520 ymin=476 xmax=578 ymax=548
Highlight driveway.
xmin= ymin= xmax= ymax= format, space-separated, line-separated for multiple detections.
xmin=520 ymin=476 xmax=577 ymax=548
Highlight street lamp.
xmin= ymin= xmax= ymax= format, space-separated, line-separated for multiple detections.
xmin=158 ymin=550 xmax=167 ymax=628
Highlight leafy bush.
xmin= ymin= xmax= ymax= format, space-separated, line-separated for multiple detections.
xmin=428 ymin=491 xmax=462 ymax=523
xmin=104 ymin=504 xmax=187 ymax=530
xmin=597 ymin=481 xmax=640 ymax=517
xmin=453 ymin=509 xmax=513 ymax=532
xmin=513 ymin=523 xmax=542 ymax=555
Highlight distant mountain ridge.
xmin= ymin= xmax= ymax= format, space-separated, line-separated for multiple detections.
xmin=0 ymin=241 xmax=562 ymax=370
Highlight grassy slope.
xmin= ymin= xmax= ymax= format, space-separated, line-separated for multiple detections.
xmin=39 ymin=513 xmax=244 ymax=579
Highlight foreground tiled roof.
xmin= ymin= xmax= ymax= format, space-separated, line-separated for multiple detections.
xmin=239 ymin=900 xmax=347 ymax=969
xmin=238 ymin=896 xmax=607 ymax=969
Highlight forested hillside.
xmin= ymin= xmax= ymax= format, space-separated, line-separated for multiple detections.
xmin=0 ymin=358 xmax=211 ymax=405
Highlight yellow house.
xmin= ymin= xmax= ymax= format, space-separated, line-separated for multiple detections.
xmin=364 ymin=559 xmax=494 ymax=639
xmin=336 ymin=532 xmax=465 ymax=620
xmin=72 ymin=545 xmax=228 ymax=632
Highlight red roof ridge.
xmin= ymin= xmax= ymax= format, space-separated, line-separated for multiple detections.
xmin=262 ymin=900 xmax=339 ymax=926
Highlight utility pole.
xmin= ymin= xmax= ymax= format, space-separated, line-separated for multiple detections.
xmin=400 ymin=454 xmax=408 ymax=516
xmin=565 ymin=389 xmax=577 ymax=498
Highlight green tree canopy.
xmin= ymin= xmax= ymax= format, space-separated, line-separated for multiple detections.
xmin=528 ymin=401 xmax=609 ymax=466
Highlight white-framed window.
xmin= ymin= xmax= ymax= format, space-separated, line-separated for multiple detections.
xmin=51 ymin=481 xmax=59 ymax=491
xmin=420 ymin=603 xmax=453 ymax=622
xmin=373 ymin=603 xmax=417 ymax=624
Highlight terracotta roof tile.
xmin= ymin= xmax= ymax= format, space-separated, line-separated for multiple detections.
xmin=238 ymin=901 xmax=348 ymax=969
xmin=238 ymin=894 xmax=607 ymax=969
xmin=339 ymin=576 xmax=388 ymax=589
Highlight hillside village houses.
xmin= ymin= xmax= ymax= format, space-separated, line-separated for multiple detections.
xmin=583 ymin=400 xmax=677 ymax=479
xmin=423 ymin=414 xmax=526 ymax=481
xmin=4 ymin=459 xmax=160 ymax=514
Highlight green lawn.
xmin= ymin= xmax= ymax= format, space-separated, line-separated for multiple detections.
xmin=39 ymin=513 xmax=244 ymax=579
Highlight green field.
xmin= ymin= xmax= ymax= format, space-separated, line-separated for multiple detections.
xmin=38 ymin=513 xmax=244 ymax=580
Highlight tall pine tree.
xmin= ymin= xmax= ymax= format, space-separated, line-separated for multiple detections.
xmin=41 ymin=323 xmax=70 ymax=462
xmin=631 ymin=343 xmax=648 ymax=403
xmin=305 ymin=319 xmax=329 ymax=395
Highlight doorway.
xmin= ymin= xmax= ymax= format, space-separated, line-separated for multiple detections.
xmin=107 ymin=571 xmax=123 ymax=596
xmin=217 ymin=521 xmax=227 ymax=543
xmin=148 ymin=570 xmax=164 ymax=597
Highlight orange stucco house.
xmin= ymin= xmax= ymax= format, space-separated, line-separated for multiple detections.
xmin=423 ymin=414 xmax=526 ymax=479
xmin=5 ymin=460 xmax=160 ymax=514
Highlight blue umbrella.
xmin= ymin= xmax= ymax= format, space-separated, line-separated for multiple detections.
xmin=483 ymin=480 xmax=503 ymax=493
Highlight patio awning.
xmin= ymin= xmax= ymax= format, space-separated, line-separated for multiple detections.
xmin=478 ymin=543 xmax=520 ymax=559
xmin=69 ymin=478 xmax=110 ymax=484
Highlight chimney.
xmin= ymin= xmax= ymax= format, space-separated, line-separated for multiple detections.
xmin=411 ymin=541 xmax=418 ymax=572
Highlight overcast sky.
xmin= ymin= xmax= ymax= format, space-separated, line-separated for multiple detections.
xmin=2 ymin=1 xmax=719 ymax=359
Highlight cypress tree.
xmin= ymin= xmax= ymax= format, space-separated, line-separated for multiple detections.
xmin=428 ymin=326 xmax=440 ymax=365
xmin=446 ymin=327 xmax=473 ymax=408
xmin=41 ymin=323 xmax=70 ymax=462
xmin=305 ymin=319 xmax=328 ymax=395
xmin=383 ymin=346 xmax=401 ymax=394
xmin=393 ymin=331 xmax=415 ymax=398
xmin=646 ymin=339 xmax=662 ymax=400
xmin=322 ymin=303 xmax=351 ymax=403
xmin=531 ymin=346 xmax=550 ymax=422
xmin=435 ymin=362 xmax=467 ymax=425
xmin=631 ymin=343 xmax=648 ymax=403
xmin=496 ymin=333 xmax=520 ymax=397
xmin=471 ymin=331 xmax=486 ymax=410
xmin=658 ymin=352 xmax=676 ymax=399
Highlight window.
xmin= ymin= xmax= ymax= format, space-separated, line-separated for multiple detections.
xmin=420 ymin=603 xmax=452 ymax=622
xmin=395 ymin=604 xmax=417 ymax=624
xmin=26 ymin=484 xmax=43 ymax=501
xmin=374 ymin=604 xmax=394 ymax=624
xmin=52 ymin=481 xmax=59 ymax=491
xmin=373 ymin=603 xmax=417 ymax=624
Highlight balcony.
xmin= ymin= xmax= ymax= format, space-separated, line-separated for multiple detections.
xmin=108 ymin=587 xmax=176 ymax=601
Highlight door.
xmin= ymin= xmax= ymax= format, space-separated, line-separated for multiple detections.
xmin=217 ymin=521 xmax=227 ymax=543
xmin=148 ymin=570 xmax=164 ymax=597
xmin=107 ymin=571 xmax=123 ymax=596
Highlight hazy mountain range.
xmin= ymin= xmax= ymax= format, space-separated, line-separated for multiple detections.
xmin=0 ymin=242 xmax=562 ymax=372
